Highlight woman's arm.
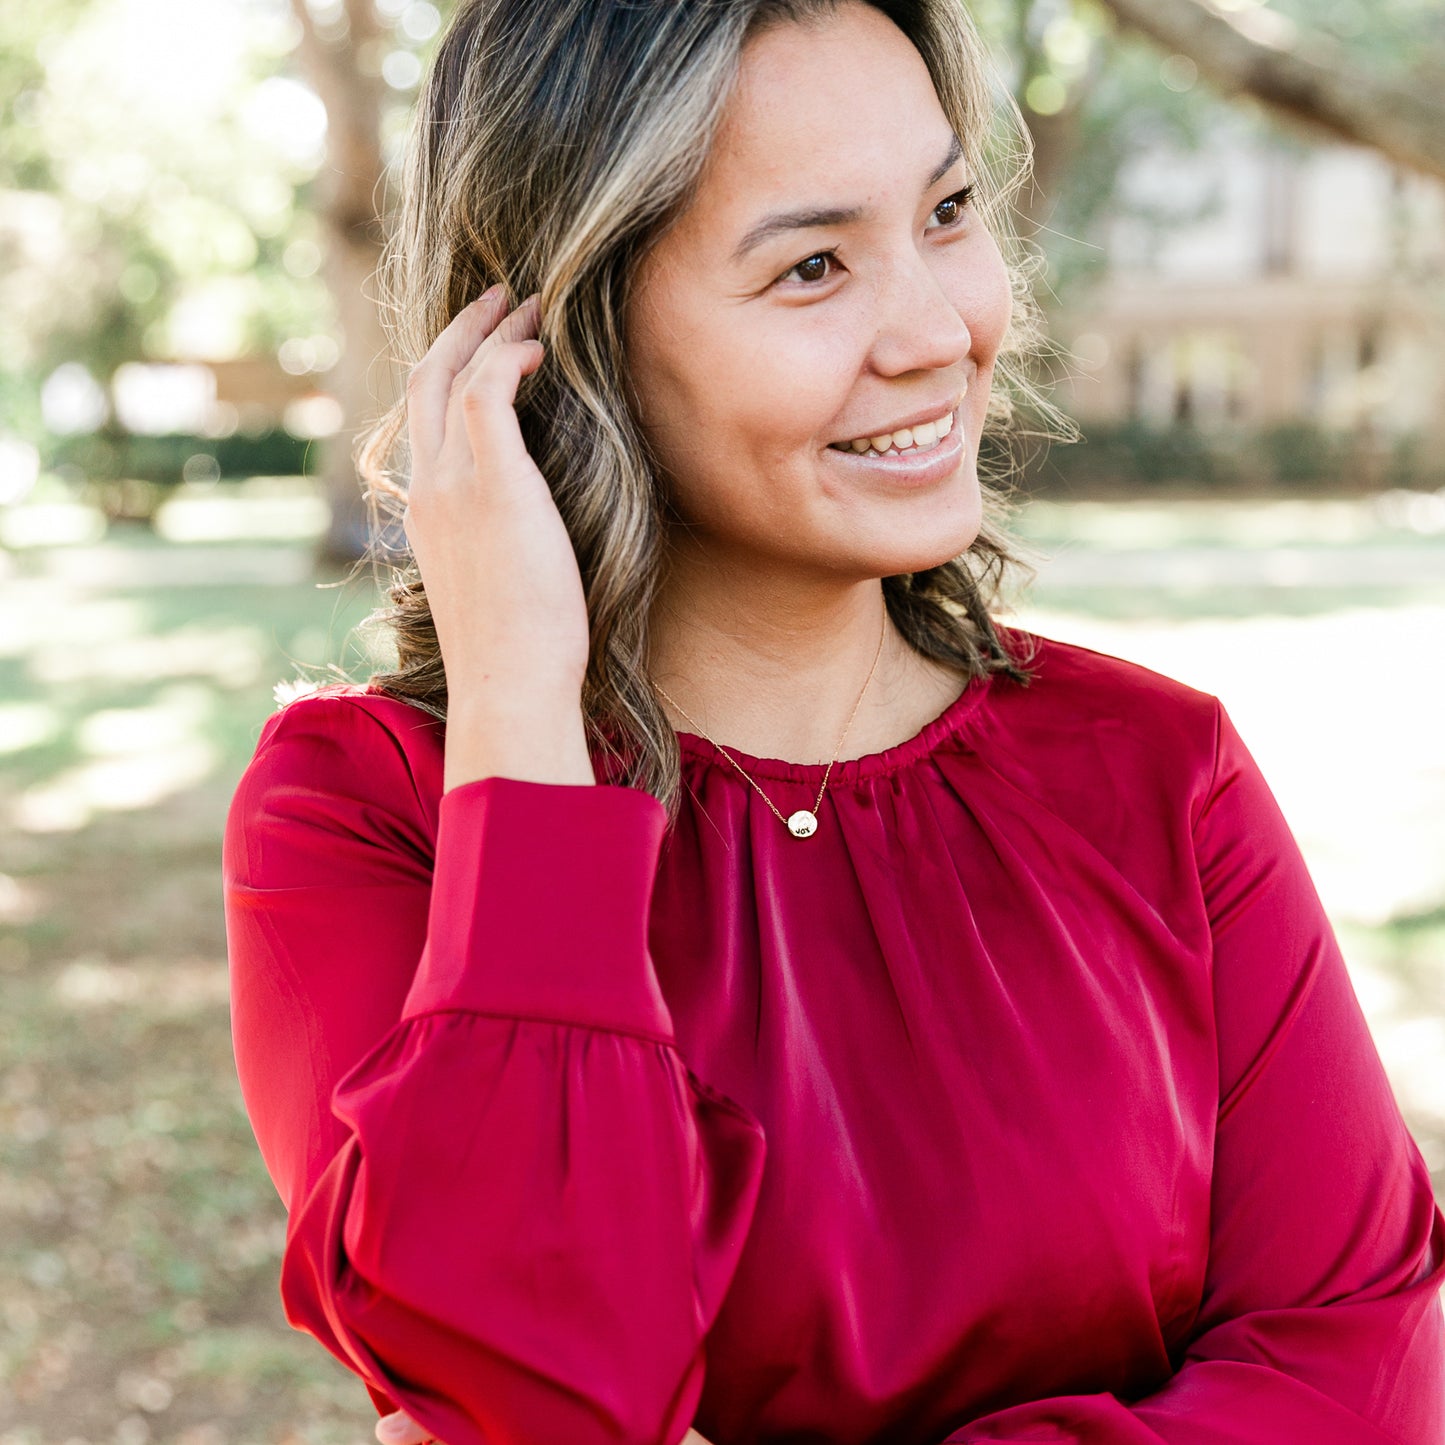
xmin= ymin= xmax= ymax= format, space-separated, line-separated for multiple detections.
xmin=224 ymin=692 xmax=766 ymax=1445
xmin=225 ymin=279 xmax=764 ymax=1445
xmin=942 ymin=699 xmax=1445 ymax=1442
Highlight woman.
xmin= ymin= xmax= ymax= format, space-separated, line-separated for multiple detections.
xmin=222 ymin=1 xmax=1445 ymax=1442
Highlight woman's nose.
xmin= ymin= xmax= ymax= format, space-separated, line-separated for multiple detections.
xmin=866 ymin=258 xmax=973 ymax=379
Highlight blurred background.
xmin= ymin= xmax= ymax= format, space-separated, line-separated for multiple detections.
xmin=1 ymin=0 xmax=1442 ymax=1439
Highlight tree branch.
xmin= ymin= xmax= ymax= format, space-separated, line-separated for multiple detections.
xmin=1095 ymin=0 xmax=1445 ymax=180
xmin=287 ymin=0 xmax=396 ymax=561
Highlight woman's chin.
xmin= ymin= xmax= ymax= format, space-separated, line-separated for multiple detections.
xmin=867 ymin=475 xmax=984 ymax=573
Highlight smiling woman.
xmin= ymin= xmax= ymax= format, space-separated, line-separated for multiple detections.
xmin=354 ymin=0 xmax=1057 ymax=798
xmin=223 ymin=2 xmax=1445 ymax=1444
xmin=625 ymin=5 xmax=1018 ymax=673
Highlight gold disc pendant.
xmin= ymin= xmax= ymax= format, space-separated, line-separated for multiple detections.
xmin=787 ymin=809 xmax=819 ymax=838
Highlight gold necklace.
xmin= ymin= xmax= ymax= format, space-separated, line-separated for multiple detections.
xmin=651 ymin=601 xmax=888 ymax=839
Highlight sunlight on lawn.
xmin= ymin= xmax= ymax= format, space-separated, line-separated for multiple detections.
xmin=0 ymin=704 xmax=62 ymax=755
xmin=152 ymin=479 xmax=330 ymax=545
xmin=11 ymin=685 xmax=222 ymax=834
xmin=14 ymin=741 xmax=219 ymax=834
xmin=51 ymin=958 xmax=231 ymax=1014
xmin=32 ymin=624 xmax=269 ymax=689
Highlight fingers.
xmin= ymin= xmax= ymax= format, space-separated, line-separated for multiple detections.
xmin=405 ymin=284 xmax=513 ymax=455
xmin=445 ymin=296 xmax=546 ymax=486
xmin=448 ymin=293 xmax=542 ymax=405
xmin=375 ymin=1409 xmax=434 ymax=1445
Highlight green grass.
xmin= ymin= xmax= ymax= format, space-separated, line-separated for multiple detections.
xmin=1 ymin=532 xmax=383 ymax=1442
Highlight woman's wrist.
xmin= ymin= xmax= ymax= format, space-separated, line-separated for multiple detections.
xmin=443 ymin=690 xmax=594 ymax=791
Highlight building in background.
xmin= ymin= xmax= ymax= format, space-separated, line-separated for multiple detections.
xmin=1054 ymin=119 xmax=1445 ymax=452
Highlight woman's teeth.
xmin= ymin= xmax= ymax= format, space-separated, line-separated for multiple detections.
xmin=830 ymin=408 xmax=956 ymax=459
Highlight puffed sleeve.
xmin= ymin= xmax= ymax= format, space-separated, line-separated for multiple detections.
xmin=221 ymin=693 xmax=767 ymax=1445
xmin=948 ymin=699 xmax=1445 ymax=1442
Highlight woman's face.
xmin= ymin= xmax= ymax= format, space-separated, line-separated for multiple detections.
xmin=625 ymin=0 xmax=1013 ymax=583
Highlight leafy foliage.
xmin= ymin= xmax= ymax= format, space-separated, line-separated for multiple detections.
xmin=0 ymin=0 xmax=440 ymax=446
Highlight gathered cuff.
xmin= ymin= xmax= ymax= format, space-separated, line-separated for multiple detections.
xmin=404 ymin=776 xmax=675 ymax=1042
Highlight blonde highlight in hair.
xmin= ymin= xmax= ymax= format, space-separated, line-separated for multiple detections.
xmin=355 ymin=0 xmax=1068 ymax=822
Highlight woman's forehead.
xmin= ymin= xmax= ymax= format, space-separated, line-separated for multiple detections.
xmin=698 ymin=6 xmax=956 ymax=217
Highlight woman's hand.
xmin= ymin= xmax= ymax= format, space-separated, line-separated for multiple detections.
xmin=404 ymin=285 xmax=597 ymax=789
xmin=403 ymin=285 xmax=592 ymax=712
xmin=383 ymin=295 xmax=712 ymax=1445
xmin=375 ymin=1408 xmax=717 ymax=1445
xmin=375 ymin=1410 xmax=432 ymax=1444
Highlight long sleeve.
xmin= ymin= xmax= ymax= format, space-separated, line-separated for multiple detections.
xmin=222 ymin=694 xmax=767 ymax=1445
xmin=946 ymin=699 xmax=1445 ymax=1443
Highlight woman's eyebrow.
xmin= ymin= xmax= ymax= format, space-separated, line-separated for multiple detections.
xmin=730 ymin=131 xmax=965 ymax=263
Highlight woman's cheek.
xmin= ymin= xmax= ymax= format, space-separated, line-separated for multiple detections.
xmin=790 ymin=317 xmax=876 ymax=417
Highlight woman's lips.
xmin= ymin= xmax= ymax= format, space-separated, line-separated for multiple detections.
xmin=823 ymin=406 xmax=967 ymax=486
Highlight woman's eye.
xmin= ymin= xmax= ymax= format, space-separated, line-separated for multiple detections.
xmin=784 ymin=253 xmax=834 ymax=286
xmin=777 ymin=185 xmax=976 ymax=288
xmin=929 ymin=183 xmax=977 ymax=229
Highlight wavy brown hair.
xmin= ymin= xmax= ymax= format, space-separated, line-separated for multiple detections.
xmin=353 ymin=0 xmax=1069 ymax=820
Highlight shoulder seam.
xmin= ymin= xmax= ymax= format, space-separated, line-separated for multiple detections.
xmin=263 ymin=692 xmax=434 ymax=819
xmin=1027 ymin=632 xmax=1215 ymax=699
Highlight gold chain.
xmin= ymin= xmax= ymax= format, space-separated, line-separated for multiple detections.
xmin=651 ymin=599 xmax=888 ymax=837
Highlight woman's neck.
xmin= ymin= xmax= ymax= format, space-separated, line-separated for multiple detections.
xmin=645 ymin=562 xmax=965 ymax=766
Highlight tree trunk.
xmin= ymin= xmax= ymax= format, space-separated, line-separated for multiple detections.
xmin=290 ymin=0 xmax=400 ymax=566
xmin=1096 ymin=0 xmax=1445 ymax=182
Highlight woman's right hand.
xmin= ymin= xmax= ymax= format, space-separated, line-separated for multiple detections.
xmin=403 ymin=284 xmax=592 ymax=712
xmin=375 ymin=1406 xmax=717 ymax=1445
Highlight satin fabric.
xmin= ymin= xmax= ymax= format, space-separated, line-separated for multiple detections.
xmin=222 ymin=627 xmax=1445 ymax=1444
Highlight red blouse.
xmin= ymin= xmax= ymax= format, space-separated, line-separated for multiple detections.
xmin=222 ymin=628 xmax=1445 ymax=1445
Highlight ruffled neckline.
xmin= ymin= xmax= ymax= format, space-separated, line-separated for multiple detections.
xmin=675 ymin=666 xmax=995 ymax=788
